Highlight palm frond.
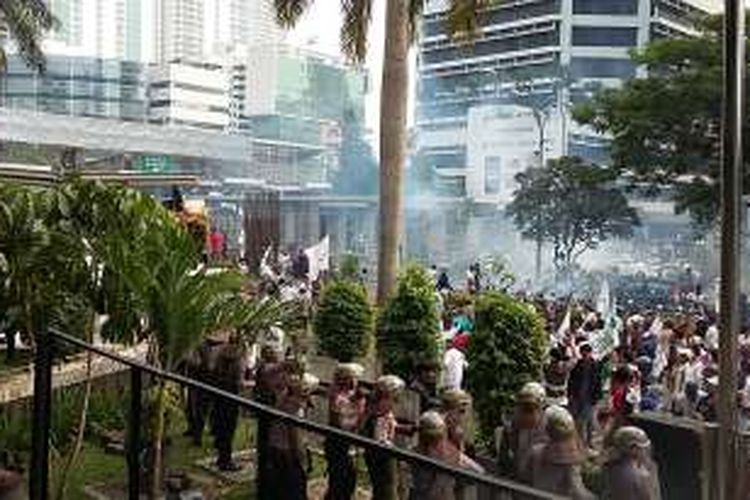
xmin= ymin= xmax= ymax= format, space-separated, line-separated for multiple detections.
xmin=408 ymin=0 xmax=425 ymax=44
xmin=340 ymin=0 xmax=372 ymax=63
xmin=0 ymin=0 xmax=57 ymax=72
xmin=446 ymin=0 xmax=493 ymax=41
xmin=273 ymin=0 xmax=313 ymax=28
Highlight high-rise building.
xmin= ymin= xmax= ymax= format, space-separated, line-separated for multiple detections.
xmin=152 ymin=0 xmax=205 ymax=63
xmin=416 ymin=0 xmax=715 ymax=200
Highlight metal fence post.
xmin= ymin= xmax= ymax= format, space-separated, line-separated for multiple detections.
xmin=256 ymin=413 xmax=270 ymax=500
xmin=30 ymin=330 xmax=53 ymax=500
xmin=128 ymin=368 xmax=142 ymax=500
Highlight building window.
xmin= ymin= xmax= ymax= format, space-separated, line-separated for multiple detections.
xmin=572 ymin=26 xmax=638 ymax=47
xmin=573 ymin=0 xmax=638 ymax=15
xmin=484 ymin=156 xmax=502 ymax=195
xmin=570 ymin=57 xmax=636 ymax=78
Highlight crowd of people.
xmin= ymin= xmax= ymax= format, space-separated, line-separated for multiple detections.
xmin=176 ymin=255 xmax=750 ymax=499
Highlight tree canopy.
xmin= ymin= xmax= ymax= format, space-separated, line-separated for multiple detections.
xmin=574 ymin=14 xmax=745 ymax=226
xmin=0 ymin=0 xmax=57 ymax=72
xmin=507 ymin=156 xmax=640 ymax=271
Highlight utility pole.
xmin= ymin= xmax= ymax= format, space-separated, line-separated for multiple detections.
xmin=718 ymin=1 xmax=744 ymax=499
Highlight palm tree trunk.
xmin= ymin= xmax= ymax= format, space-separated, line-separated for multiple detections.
xmin=376 ymin=0 xmax=410 ymax=306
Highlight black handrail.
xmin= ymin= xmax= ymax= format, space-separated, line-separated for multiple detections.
xmin=28 ymin=328 xmax=567 ymax=500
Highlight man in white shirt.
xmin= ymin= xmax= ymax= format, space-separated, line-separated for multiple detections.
xmin=443 ymin=334 xmax=469 ymax=390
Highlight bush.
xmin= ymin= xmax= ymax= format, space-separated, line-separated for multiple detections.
xmin=314 ymin=280 xmax=373 ymax=362
xmin=377 ymin=265 xmax=441 ymax=379
xmin=466 ymin=292 xmax=547 ymax=439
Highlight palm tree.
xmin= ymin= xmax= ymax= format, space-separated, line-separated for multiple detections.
xmin=274 ymin=0 xmax=484 ymax=305
xmin=0 ymin=0 xmax=57 ymax=72
xmin=106 ymin=202 xmax=244 ymax=499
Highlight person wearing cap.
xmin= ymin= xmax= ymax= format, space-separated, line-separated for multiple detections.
xmin=529 ymin=406 xmax=594 ymax=500
xmin=411 ymin=411 xmax=455 ymax=500
xmin=267 ymin=366 xmax=319 ymax=500
xmin=497 ymin=382 xmax=548 ymax=483
xmin=362 ymin=375 xmax=406 ymax=500
xmin=567 ymin=342 xmax=602 ymax=449
xmin=325 ymin=363 xmax=366 ymax=500
xmin=602 ymin=426 xmax=661 ymax=500
xmin=440 ymin=388 xmax=473 ymax=454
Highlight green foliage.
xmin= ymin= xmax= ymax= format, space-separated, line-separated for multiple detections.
xmin=377 ymin=265 xmax=440 ymax=379
xmin=338 ymin=253 xmax=361 ymax=281
xmin=466 ymin=292 xmax=547 ymax=439
xmin=314 ymin=280 xmax=373 ymax=362
xmin=573 ymin=13 xmax=749 ymax=226
xmin=507 ymin=156 xmax=640 ymax=271
xmin=0 ymin=0 xmax=57 ymax=72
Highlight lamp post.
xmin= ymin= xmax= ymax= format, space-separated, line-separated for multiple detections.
xmin=718 ymin=1 xmax=744 ymax=499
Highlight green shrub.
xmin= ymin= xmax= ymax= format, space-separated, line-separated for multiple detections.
xmin=466 ymin=292 xmax=547 ymax=439
xmin=314 ymin=280 xmax=373 ymax=362
xmin=338 ymin=254 xmax=360 ymax=281
xmin=377 ymin=265 xmax=441 ymax=379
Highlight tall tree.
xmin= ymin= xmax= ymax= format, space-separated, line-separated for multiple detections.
xmin=508 ymin=156 xmax=640 ymax=272
xmin=0 ymin=0 xmax=57 ymax=72
xmin=573 ymin=14 xmax=747 ymax=227
xmin=273 ymin=0 xmax=487 ymax=305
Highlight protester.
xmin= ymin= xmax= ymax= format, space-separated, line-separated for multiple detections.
xmin=437 ymin=269 xmax=453 ymax=292
xmin=568 ymin=343 xmax=602 ymax=449
xmin=545 ymin=347 xmax=572 ymax=407
xmin=410 ymin=359 xmax=441 ymax=413
xmin=443 ymin=334 xmax=469 ymax=390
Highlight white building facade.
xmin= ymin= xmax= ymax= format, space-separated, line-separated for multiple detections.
xmin=416 ymin=0 xmax=717 ymax=202
xmin=148 ymin=62 xmax=230 ymax=130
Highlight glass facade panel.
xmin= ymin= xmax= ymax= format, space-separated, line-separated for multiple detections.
xmin=573 ymin=0 xmax=638 ymax=15
xmin=572 ymin=26 xmax=638 ymax=47
xmin=570 ymin=57 xmax=636 ymax=78
xmin=423 ymin=0 xmax=560 ymax=38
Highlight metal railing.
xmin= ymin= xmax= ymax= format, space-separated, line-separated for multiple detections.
xmin=28 ymin=329 xmax=566 ymax=500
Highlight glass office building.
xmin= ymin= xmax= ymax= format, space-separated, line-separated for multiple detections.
xmin=0 ymin=55 xmax=148 ymax=121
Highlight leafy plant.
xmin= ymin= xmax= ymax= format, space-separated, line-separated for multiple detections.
xmin=314 ymin=280 xmax=373 ymax=362
xmin=507 ymin=157 xmax=640 ymax=273
xmin=376 ymin=265 xmax=440 ymax=379
xmin=466 ymin=292 xmax=547 ymax=439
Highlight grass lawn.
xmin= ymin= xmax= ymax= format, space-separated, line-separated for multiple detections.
xmin=62 ymin=416 xmax=258 ymax=499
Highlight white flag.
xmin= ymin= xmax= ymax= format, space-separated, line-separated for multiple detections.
xmin=305 ymin=236 xmax=330 ymax=282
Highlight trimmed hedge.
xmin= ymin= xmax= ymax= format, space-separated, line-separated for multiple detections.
xmin=314 ymin=280 xmax=373 ymax=362
xmin=466 ymin=292 xmax=547 ymax=438
xmin=377 ymin=265 xmax=441 ymax=379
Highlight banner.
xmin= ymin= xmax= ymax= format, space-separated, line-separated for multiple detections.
xmin=305 ymin=235 xmax=330 ymax=282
